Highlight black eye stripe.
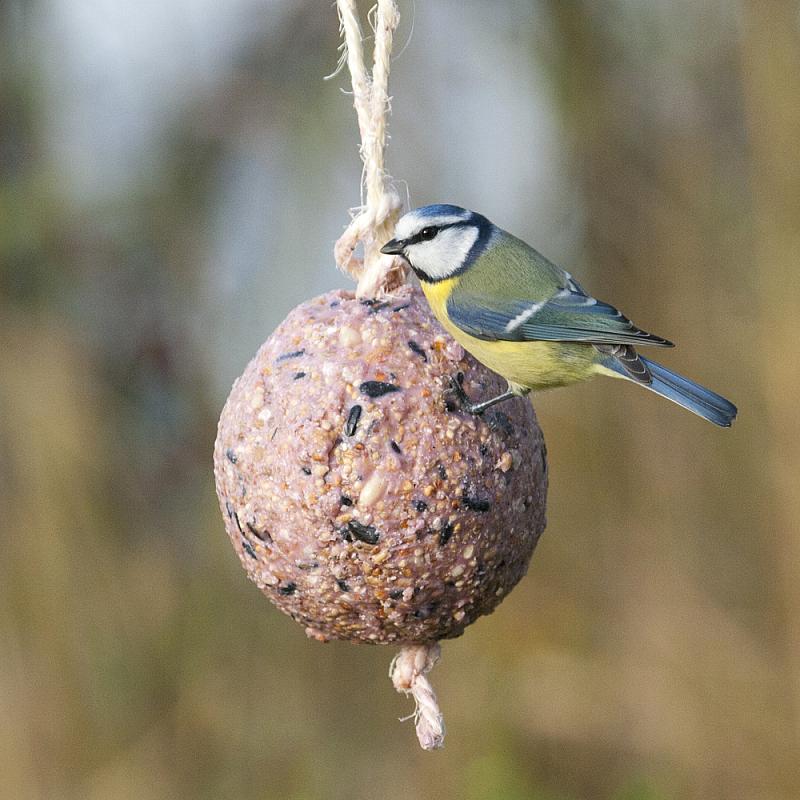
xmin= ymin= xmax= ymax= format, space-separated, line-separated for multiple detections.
xmin=406 ymin=228 xmax=436 ymax=245
xmin=406 ymin=220 xmax=469 ymax=245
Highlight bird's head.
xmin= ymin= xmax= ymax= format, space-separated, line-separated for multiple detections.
xmin=380 ymin=204 xmax=493 ymax=283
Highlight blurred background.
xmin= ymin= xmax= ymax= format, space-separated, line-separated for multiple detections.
xmin=1 ymin=1 xmax=798 ymax=798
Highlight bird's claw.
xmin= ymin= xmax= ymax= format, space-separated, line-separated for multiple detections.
xmin=444 ymin=373 xmax=484 ymax=415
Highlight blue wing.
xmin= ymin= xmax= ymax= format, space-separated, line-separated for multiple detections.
xmin=447 ymin=281 xmax=674 ymax=348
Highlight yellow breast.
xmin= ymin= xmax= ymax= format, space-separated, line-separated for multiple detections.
xmin=420 ymin=278 xmax=599 ymax=391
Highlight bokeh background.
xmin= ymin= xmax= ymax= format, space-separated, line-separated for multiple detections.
xmin=2 ymin=1 xmax=799 ymax=798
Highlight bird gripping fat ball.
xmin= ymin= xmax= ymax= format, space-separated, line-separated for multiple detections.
xmin=213 ymin=0 xmax=548 ymax=751
xmin=381 ymin=205 xmax=737 ymax=426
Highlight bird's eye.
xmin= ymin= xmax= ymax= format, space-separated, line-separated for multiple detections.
xmin=419 ymin=226 xmax=438 ymax=241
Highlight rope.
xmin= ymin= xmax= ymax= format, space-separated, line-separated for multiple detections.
xmin=332 ymin=1 xmax=443 ymax=751
xmin=333 ymin=0 xmax=407 ymax=298
xmin=390 ymin=643 xmax=446 ymax=750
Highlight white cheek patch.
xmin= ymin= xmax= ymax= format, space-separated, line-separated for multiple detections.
xmin=408 ymin=226 xmax=479 ymax=280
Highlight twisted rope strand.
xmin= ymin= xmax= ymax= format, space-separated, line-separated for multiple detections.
xmin=333 ymin=0 xmax=406 ymax=297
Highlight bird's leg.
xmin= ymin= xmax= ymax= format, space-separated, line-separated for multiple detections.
xmin=466 ymin=389 xmax=518 ymax=415
xmin=446 ymin=374 xmax=520 ymax=416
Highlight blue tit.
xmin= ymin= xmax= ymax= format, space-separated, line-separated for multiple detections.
xmin=380 ymin=204 xmax=737 ymax=426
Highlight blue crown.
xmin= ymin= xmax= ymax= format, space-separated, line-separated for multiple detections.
xmin=414 ymin=204 xmax=471 ymax=219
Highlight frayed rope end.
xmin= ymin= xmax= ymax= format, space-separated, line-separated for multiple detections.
xmin=390 ymin=642 xmax=445 ymax=751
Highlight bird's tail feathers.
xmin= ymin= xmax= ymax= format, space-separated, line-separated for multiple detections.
xmin=603 ymin=355 xmax=737 ymax=427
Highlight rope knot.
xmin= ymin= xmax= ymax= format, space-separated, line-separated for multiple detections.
xmin=390 ymin=643 xmax=445 ymax=750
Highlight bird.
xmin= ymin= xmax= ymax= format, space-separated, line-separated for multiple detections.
xmin=380 ymin=204 xmax=737 ymax=426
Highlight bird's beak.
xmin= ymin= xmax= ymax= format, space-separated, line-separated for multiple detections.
xmin=380 ymin=238 xmax=406 ymax=256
